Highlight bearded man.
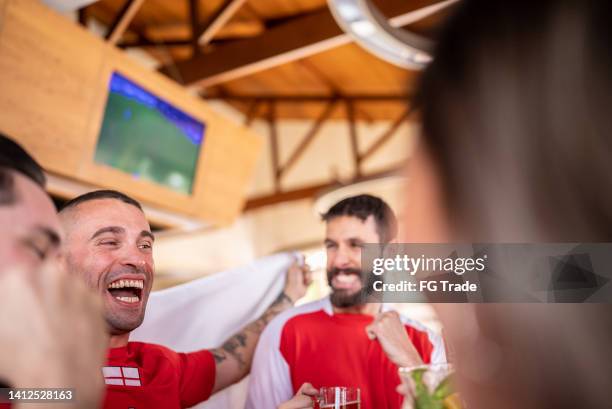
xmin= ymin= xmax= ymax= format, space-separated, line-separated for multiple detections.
xmin=246 ymin=194 xmax=445 ymax=409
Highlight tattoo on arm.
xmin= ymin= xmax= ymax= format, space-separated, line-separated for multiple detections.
xmin=211 ymin=350 xmax=226 ymax=364
xmin=211 ymin=292 xmax=294 ymax=369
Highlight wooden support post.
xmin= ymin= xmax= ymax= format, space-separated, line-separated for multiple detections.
xmin=346 ymin=101 xmax=362 ymax=177
xmin=279 ymin=100 xmax=338 ymax=178
xmin=361 ymin=108 xmax=411 ymax=162
xmin=267 ymin=101 xmax=281 ymax=192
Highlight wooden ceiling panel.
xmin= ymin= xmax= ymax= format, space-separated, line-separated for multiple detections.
xmin=83 ymin=0 xmax=449 ymax=121
xmin=216 ymin=61 xmax=333 ymax=96
xmin=247 ymin=0 xmax=326 ymax=19
xmin=219 ymin=98 xmax=409 ymax=121
xmin=302 ymin=43 xmax=417 ymax=95
xmin=354 ymin=100 xmax=410 ymax=120
xmin=226 ymin=100 xmax=353 ymax=121
xmin=202 ymin=42 xmax=418 ymax=99
xmin=137 ymin=0 xmax=187 ymax=24
xmin=145 ymin=46 xmax=193 ymax=65
xmin=87 ymin=0 xmax=259 ymax=41
xmin=401 ymin=6 xmax=454 ymax=38
xmin=85 ymin=0 xmax=126 ymax=27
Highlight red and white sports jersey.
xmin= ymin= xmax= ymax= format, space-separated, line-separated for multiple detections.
xmin=102 ymin=341 xmax=216 ymax=409
xmin=245 ymin=297 xmax=445 ymax=409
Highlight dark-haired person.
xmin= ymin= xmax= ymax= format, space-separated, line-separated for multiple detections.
xmin=246 ymin=194 xmax=445 ymax=409
xmin=0 ymin=135 xmax=58 ymax=269
xmin=57 ymin=189 xmax=311 ymax=409
xmin=401 ymin=0 xmax=612 ymax=408
xmin=0 ymin=134 xmax=107 ymax=408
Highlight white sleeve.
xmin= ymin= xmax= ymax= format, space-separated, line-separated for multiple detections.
xmin=245 ymin=299 xmax=329 ymax=409
xmin=244 ymin=314 xmax=294 ymax=409
xmin=428 ymin=331 xmax=447 ymax=364
xmin=396 ymin=310 xmax=447 ymax=364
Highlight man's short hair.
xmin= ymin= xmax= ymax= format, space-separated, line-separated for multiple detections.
xmin=0 ymin=133 xmax=46 ymax=205
xmin=60 ymin=190 xmax=143 ymax=213
xmin=321 ymin=194 xmax=398 ymax=243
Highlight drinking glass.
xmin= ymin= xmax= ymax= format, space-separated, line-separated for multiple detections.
xmin=314 ymin=386 xmax=361 ymax=409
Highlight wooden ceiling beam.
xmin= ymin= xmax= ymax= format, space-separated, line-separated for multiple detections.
xmin=267 ymin=101 xmax=281 ymax=192
xmin=118 ymin=37 xmax=193 ymax=48
xmin=244 ymin=181 xmax=332 ymax=211
xmin=346 ymin=101 xmax=362 ymax=177
xmin=197 ymin=0 xmax=248 ymax=46
xmin=204 ymin=94 xmax=410 ymax=102
xmin=188 ymin=0 xmax=200 ymax=55
xmin=159 ymin=0 xmax=453 ymax=87
xmin=243 ymin=99 xmax=262 ymax=126
xmin=105 ymin=0 xmax=146 ymax=45
xmin=279 ymin=100 xmax=339 ymax=179
xmin=297 ymin=59 xmax=375 ymax=123
xmin=77 ymin=7 xmax=87 ymax=26
xmin=361 ymin=107 xmax=412 ymax=161
xmin=160 ymin=7 xmax=342 ymax=85
xmin=243 ymin=166 xmax=403 ymax=211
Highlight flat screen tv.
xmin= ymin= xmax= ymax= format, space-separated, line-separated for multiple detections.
xmin=94 ymin=71 xmax=205 ymax=195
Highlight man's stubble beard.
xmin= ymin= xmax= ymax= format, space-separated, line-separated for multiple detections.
xmin=64 ymin=254 xmax=147 ymax=335
xmin=106 ymin=309 xmax=145 ymax=335
xmin=327 ymin=267 xmax=377 ymax=308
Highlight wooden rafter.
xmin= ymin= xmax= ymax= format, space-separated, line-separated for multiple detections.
xmin=105 ymin=0 xmax=146 ymax=45
xmin=188 ymin=0 xmax=200 ymax=55
xmin=279 ymin=101 xmax=338 ymax=178
xmin=118 ymin=37 xmax=246 ymax=48
xmin=197 ymin=0 xmax=247 ymax=46
xmin=267 ymin=101 xmax=281 ymax=192
xmin=346 ymin=101 xmax=362 ymax=177
xmin=244 ymin=165 xmax=404 ymax=211
xmin=298 ymin=59 xmax=374 ymax=123
xmin=205 ymin=94 xmax=410 ymax=103
xmin=159 ymin=7 xmax=340 ymax=85
xmin=77 ymin=8 xmax=87 ymax=26
xmin=361 ymin=107 xmax=412 ymax=161
xmin=239 ymin=100 xmax=409 ymax=210
xmin=119 ymin=37 xmax=192 ymax=48
xmin=243 ymin=99 xmax=261 ymax=126
xmin=159 ymin=0 xmax=455 ymax=86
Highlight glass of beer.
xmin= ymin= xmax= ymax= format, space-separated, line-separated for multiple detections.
xmin=315 ymin=387 xmax=360 ymax=409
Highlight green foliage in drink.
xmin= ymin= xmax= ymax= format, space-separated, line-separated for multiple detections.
xmin=411 ymin=369 xmax=454 ymax=409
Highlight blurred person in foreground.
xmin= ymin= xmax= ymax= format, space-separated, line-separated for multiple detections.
xmin=402 ymin=0 xmax=612 ymax=408
xmin=57 ymin=189 xmax=311 ymax=408
xmin=247 ymin=195 xmax=446 ymax=409
xmin=0 ymin=134 xmax=107 ymax=408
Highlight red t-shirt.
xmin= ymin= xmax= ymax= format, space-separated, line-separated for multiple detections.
xmin=102 ymin=342 xmax=216 ymax=409
xmin=280 ymin=311 xmax=434 ymax=409
xmin=0 ymin=343 xmax=215 ymax=409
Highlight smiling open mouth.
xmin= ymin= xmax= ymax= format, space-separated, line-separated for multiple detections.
xmin=332 ymin=273 xmax=362 ymax=290
xmin=107 ymin=279 xmax=144 ymax=304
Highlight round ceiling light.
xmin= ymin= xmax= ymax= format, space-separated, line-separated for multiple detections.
xmin=327 ymin=0 xmax=458 ymax=69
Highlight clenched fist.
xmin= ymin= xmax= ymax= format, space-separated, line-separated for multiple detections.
xmin=283 ymin=257 xmax=313 ymax=304
xmin=365 ymin=310 xmax=423 ymax=368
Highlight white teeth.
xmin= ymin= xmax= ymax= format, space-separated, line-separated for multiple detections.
xmin=336 ymin=275 xmax=358 ymax=283
xmin=108 ymin=279 xmax=144 ymax=289
xmin=115 ymin=296 xmax=139 ymax=303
